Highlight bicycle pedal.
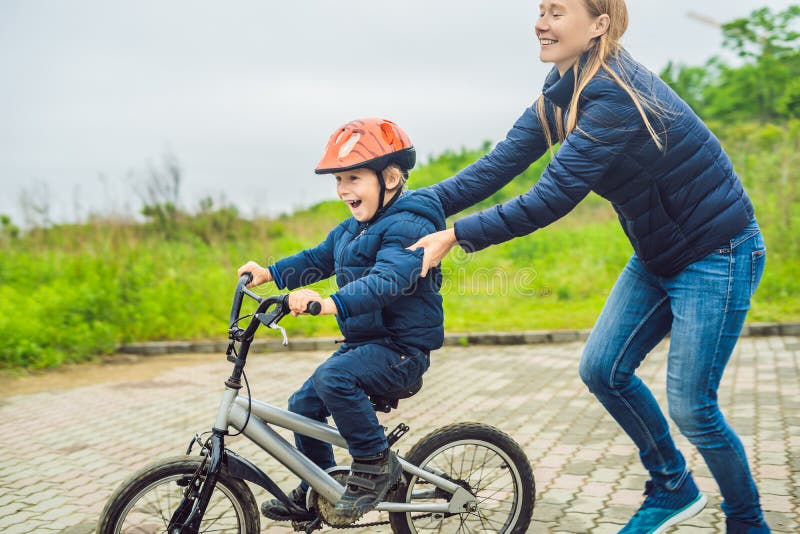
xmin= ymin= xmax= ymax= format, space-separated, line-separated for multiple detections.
xmin=291 ymin=517 xmax=322 ymax=533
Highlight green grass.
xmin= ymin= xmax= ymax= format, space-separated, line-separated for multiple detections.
xmin=0 ymin=121 xmax=798 ymax=369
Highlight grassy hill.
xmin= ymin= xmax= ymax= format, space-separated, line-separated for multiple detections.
xmin=1 ymin=122 xmax=798 ymax=369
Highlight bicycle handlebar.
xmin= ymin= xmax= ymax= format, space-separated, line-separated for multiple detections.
xmin=229 ymin=273 xmax=255 ymax=328
xmin=229 ymin=273 xmax=321 ymax=342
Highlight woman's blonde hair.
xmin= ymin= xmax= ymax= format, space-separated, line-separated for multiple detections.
xmin=536 ymin=0 xmax=665 ymax=151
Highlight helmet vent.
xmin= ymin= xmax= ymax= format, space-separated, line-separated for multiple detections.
xmin=338 ymin=133 xmax=360 ymax=159
xmin=380 ymin=122 xmax=397 ymax=147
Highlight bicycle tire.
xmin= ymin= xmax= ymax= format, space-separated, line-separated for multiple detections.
xmin=388 ymin=422 xmax=535 ymax=534
xmin=96 ymin=455 xmax=260 ymax=534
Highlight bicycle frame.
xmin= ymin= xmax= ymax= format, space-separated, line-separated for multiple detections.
xmin=216 ymin=389 xmax=477 ymax=514
xmin=162 ymin=276 xmax=477 ymax=532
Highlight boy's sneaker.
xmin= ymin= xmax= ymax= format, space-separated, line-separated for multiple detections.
xmin=726 ymin=518 xmax=771 ymax=533
xmin=261 ymin=486 xmax=312 ymax=521
xmin=334 ymin=449 xmax=402 ymax=519
xmin=619 ymin=475 xmax=707 ymax=534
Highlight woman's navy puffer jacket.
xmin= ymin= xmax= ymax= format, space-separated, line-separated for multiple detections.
xmin=431 ymin=50 xmax=754 ymax=277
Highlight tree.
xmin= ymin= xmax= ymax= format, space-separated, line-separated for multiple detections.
xmin=660 ymin=5 xmax=800 ymax=122
xmin=721 ymin=5 xmax=800 ymax=59
xmin=660 ymin=62 xmax=711 ymax=115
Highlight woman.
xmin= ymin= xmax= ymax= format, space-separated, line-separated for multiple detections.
xmin=412 ymin=1 xmax=769 ymax=532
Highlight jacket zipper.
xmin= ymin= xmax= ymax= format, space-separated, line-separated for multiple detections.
xmin=336 ymin=223 xmax=370 ymax=335
xmin=337 ymin=223 xmax=369 ymax=266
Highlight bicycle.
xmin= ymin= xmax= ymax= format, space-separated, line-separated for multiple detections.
xmin=97 ymin=274 xmax=535 ymax=533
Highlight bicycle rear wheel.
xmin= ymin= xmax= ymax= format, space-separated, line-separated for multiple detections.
xmin=96 ymin=455 xmax=260 ymax=534
xmin=388 ymin=422 xmax=534 ymax=534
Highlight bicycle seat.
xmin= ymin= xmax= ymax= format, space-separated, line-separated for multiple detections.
xmin=370 ymin=378 xmax=423 ymax=413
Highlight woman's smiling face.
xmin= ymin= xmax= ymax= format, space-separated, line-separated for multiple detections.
xmin=536 ymin=0 xmax=605 ymax=74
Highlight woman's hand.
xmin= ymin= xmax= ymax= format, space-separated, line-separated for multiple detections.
xmin=407 ymin=228 xmax=458 ymax=277
xmin=237 ymin=261 xmax=272 ymax=288
xmin=287 ymin=289 xmax=337 ymax=316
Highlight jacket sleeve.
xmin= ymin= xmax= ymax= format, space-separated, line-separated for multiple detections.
xmin=429 ymin=105 xmax=549 ymax=218
xmin=269 ymin=226 xmax=337 ymax=290
xmin=453 ymin=82 xmax=639 ymax=252
xmin=330 ymin=222 xmax=428 ymax=319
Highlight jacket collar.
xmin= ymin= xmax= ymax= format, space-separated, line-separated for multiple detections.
xmin=361 ymin=189 xmax=406 ymax=226
xmin=542 ymin=50 xmax=592 ymax=109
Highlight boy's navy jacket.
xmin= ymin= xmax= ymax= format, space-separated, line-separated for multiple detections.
xmin=269 ymin=189 xmax=445 ymax=353
xmin=430 ymin=50 xmax=754 ymax=277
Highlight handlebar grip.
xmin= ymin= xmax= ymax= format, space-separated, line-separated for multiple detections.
xmin=230 ymin=272 xmax=255 ymax=328
xmin=278 ymin=295 xmax=321 ymax=315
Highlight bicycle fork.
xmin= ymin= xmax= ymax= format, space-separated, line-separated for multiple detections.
xmin=168 ymin=382 xmax=242 ymax=533
xmin=168 ymin=431 xmax=225 ymax=534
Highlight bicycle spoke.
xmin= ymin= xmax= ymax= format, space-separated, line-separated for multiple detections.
xmin=474 ymin=446 xmax=493 ymax=488
xmin=110 ymin=468 xmax=251 ymax=534
xmin=475 ymin=509 xmax=509 ymax=529
xmin=403 ymin=440 xmax=525 ymax=534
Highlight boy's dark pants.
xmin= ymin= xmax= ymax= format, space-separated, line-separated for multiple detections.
xmin=288 ymin=342 xmax=429 ymax=472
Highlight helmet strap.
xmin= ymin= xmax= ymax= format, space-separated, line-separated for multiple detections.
xmin=375 ymin=170 xmax=387 ymax=214
xmin=366 ymin=169 xmax=402 ymax=224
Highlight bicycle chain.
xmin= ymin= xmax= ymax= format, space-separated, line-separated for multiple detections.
xmin=325 ymin=517 xmax=390 ymax=529
xmin=317 ymin=512 xmax=435 ymax=530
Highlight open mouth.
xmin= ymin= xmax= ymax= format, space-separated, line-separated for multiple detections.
xmin=345 ymin=200 xmax=362 ymax=209
xmin=540 ymin=39 xmax=558 ymax=45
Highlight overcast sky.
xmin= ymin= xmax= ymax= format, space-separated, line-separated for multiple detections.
xmin=2 ymin=0 xmax=797 ymax=226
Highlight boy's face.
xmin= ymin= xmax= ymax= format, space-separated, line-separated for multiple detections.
xmin=335 ymin=167 xmax=383 ymax=222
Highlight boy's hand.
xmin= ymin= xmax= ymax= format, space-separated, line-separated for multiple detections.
xmin=237 ymin=261 xmax=272 ymax=288
xmin=407 ymin=228 xmax=457 ymax=277
xmin=288 ymin=289 xmax=322 ymax=316
xmin=287 ymin=290 xmax=338 ymax=316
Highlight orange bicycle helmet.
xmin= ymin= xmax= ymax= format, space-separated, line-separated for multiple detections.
xmin=315 ymin=118 xmax=416 ymax=175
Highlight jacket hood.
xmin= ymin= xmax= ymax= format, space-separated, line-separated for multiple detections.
xmin=378 ymin=189 xmax=447 ymax=231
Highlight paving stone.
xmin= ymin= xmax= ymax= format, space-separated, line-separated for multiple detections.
xmin=531 ymin=501 xmax=564 ymax=523
xmin=539 ymin=488 xmax=577 ymax=505
xmin=0 ymin=510 xmax=35 ymax=529
xmin=607 ymin=488 xmax=645 ymax=506
xmin=554 ymin=512 xmax=599 ymax=532
xmin=1 ymin=336 xmax=797 ymax=532
xmin=593 ymin=523 xmax=627 ymax=533
xmin=0 ymin=502 xmax=25 ymax=517
xmin=569 ymin=495 xmax=606 ymax=514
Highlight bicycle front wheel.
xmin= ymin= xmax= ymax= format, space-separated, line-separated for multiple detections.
xmin=96 ymin=455 xmax=260 ymax=534
xmin=388 ymin=423 xmax=534 ymax=534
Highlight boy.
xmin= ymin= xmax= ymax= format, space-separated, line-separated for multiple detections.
xmin=237 ymin=118 xmax=445 ymax=521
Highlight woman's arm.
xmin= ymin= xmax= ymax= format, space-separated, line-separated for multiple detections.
xmin=430 ymin=105 xmax=548 ymax=218
xmin=454 ymin=83 xmax=638 ymax=252
xmin=407 ymin=228 xmax=457 ymax=277
xmin=411 ymin=81 xmax=639 ymax=276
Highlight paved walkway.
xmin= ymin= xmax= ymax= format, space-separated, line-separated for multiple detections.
xmin=0 ymin=336 xmax=797 ymax=533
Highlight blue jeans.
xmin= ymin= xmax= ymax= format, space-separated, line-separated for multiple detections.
xmin=580 ymin=220 xmax=766 ymax=524
xmin=288 ymin=342 xmax=429 ymax=470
